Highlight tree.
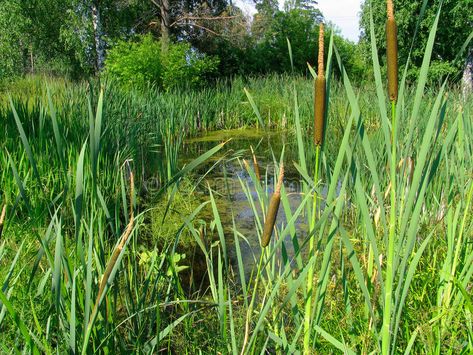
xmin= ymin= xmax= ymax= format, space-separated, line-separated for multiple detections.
xmin=149 ymin=0 xmax=230 ymax=49
xmin=183 ymin=5 xmax=254 ymax=76
xmin=62 ymin=0 xmax=152 ymax=75
xmin=359 ymin=0 xmax=473 ymax=84
xmin=0 ymin=0 xmax=30 ymax=80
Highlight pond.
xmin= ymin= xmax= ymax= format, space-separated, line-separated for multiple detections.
xmin=182 ymin=128 xmax=311 ymax=277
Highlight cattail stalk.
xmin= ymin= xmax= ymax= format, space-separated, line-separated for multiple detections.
xmin=314 ymin=23 xmax=326 ymax=146
xmin=386 ymin=0 xmax=398 ymax=102
xmin=83 ymin=165 xmax=135 ymax=351
xmin=304 ymin=23 xmax=326 ymax=355
xmin=241 ymin=163 xmax=284 ymax=355
xmin=383 ymin=2 xmax=399 ymax=353
xmin=261 ymin=164 xmax=284 ymax=247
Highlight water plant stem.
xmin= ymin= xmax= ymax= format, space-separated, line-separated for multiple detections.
xmin=303 ymin=144 xmax=321 ymax=354
xmin=382 ymin=100 xmax=397 ymax=355
xmin=241 ymin=249 xmax=265 ymax=355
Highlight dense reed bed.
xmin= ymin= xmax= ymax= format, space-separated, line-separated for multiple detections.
xmin=1 ymin=7 xmax=472 ymax=353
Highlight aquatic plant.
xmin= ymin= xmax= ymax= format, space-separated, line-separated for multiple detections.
xmin=0 ymin=2 xmax=472 ymax=352
xmin=314 ymin=23 xmax=326 ymax=147
xmin=386 ymin=0 xmax=398 ymax=103
xmin=261 ymin=163 xmax=284 ymax=247
xmin=382 ymin=0 xmax=399 ymax=352
xmin=304 ymin=22 xmax=326 ymax=355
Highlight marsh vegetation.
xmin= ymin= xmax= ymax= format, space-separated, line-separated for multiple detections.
xmin=0 ymin=0 xmax=472 ymax=354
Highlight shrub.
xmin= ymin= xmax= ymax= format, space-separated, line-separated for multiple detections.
xmin=105 ymin=34 xmax=219 ymax=90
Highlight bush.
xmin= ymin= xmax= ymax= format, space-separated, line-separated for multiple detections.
xmin=105 ymin=34 xmax=219 ymax=90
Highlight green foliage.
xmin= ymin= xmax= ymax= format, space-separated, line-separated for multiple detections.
xmin=0 ymin=64 xmax=473 ymax=352
xmin=247 ymin=8 xmax=367 ymax=81
xmin=105 ymin=35 xmax=164 ymax=89
xmin=0 ymin=0 xmax=30 ymax=80
xmin=359 ymin=0 xmax=473 ymax=83
xmin=105 ymin=35 xmax=219 ymax=90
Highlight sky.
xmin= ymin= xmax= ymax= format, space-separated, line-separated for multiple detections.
xmin=234 ymin=0 xmax=363 ymax=42
xmin=317 ymin=0 xmax=362 ymax=42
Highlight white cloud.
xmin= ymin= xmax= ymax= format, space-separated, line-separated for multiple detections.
xmin=317 ymin=0 xmax=362 ymax=42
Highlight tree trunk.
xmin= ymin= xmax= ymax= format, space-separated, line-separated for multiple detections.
xmin=160 ymin=0 xmax=170 ymax=51
xmin=462 ymin=47 xmax=473 ymax=97
xmin=91 ymin=0 xmax=105 ymax=73
xmin=30 ymin=44 xmax=34 ymax=74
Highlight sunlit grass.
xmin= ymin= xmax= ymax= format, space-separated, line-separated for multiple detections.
xmin=0 ymin=6 xmax=472 ymax=351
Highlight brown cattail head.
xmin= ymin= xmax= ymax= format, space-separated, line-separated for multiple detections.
xmin=261 ymin=164 xmax=284 ymax=247
xmin=314 ymin=23 xmax=326 ymax=146
xmin=250 ymin=146 xmax=261 ymax=181
xmin=386 ymin=0 xmax=398 ymax=102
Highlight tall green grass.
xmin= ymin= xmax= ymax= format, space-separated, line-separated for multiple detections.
xmin=0 ymin=85 xmax=225 ymax=352
xmin=0 ymin=6 xmax=472 ymax=351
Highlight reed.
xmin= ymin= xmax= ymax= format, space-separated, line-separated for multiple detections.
xmin=82 ymin=162 xmax=135 ymax=353
xmin=1 ymin=8 xmax=473 ymax=351
xmin=304 ymin=22 xmax=325 ymax=354
xmin=0 ymin=204 xmax=5 ymax=238
xmin=382 ymin=1 xmax=399 ymax=353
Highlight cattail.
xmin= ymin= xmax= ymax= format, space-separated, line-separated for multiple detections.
xmin=87 ymin=163 xmax=134 ymax=332
xmin=0 ymin=205 xmax=6 ymax=239
xmin=261 ymin=164 xmax=284 ymax=247
xmin=314 ymin=23 xmax=326 ymax=146
xmin=386 ymin=0 xmax=398 ymax=102
xmin=243 ymin=159 xmax=251 ymax=172
xmin=250 ymin=146 xmax=261 ymax=181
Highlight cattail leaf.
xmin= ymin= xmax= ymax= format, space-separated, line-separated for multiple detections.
xmin=70 ymin=269 xmax=77 ymax=353
xmin=2 ymin=240 xmax=24 ymax=299
xmin=158 ymin=142 xmax=227 ymax=196
xmin=369 ymin=5 xmax=391 ymax=160
xmin=313 ymin=325 xmax=356 ymax=355
xmin=392 ymin=232 xmax=433 ymax=350
xmin=47 ymin=86 xmax=66 ymax=177
xmin=209 ymin=185 xmax=227 ymax=263
xmin=339 ymin=226 xmax=378 ymax=339
xmin=147 ymin=311 xmax=196 ymax=348
xmin=228 ymin=287 xmax=238 ymax=355
xmin=74 ymin=141 xmax=87 ymax=240
xmin=293 ymin=87 xmax=307 ymax=174
xmin=354 ymin=170 xmax=384 ymax=291
xmin=94 ymin=90 xmax=104 ymax=170
xmin=307 ymin=63 xmax=317 ymax=79
xmin=9 ymin=97 xmax=41 ymax=184
xmin=217 ymin=248 xmax=226 ymax=339
xmin=315 ymin=170 xmax=350 ymax=326
xmin=27 ymin=209 xmax=58 ymax=290
xmin=52 ymin=217 xmax=63 ymax=312
xmin=286 ymin=38 xmax=294 ymax=72
xmin=231 ymin=215 xmax=248 ymax=307
xmin=399 ymin=83 xmax=446 ymax=240
xmin=0 ymin=289 xmax=40 ymax=354
xmin=244 ymin=88 xmax=265 ymax=129
xmin=7 ymin=151 xmax=31 ymax=212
